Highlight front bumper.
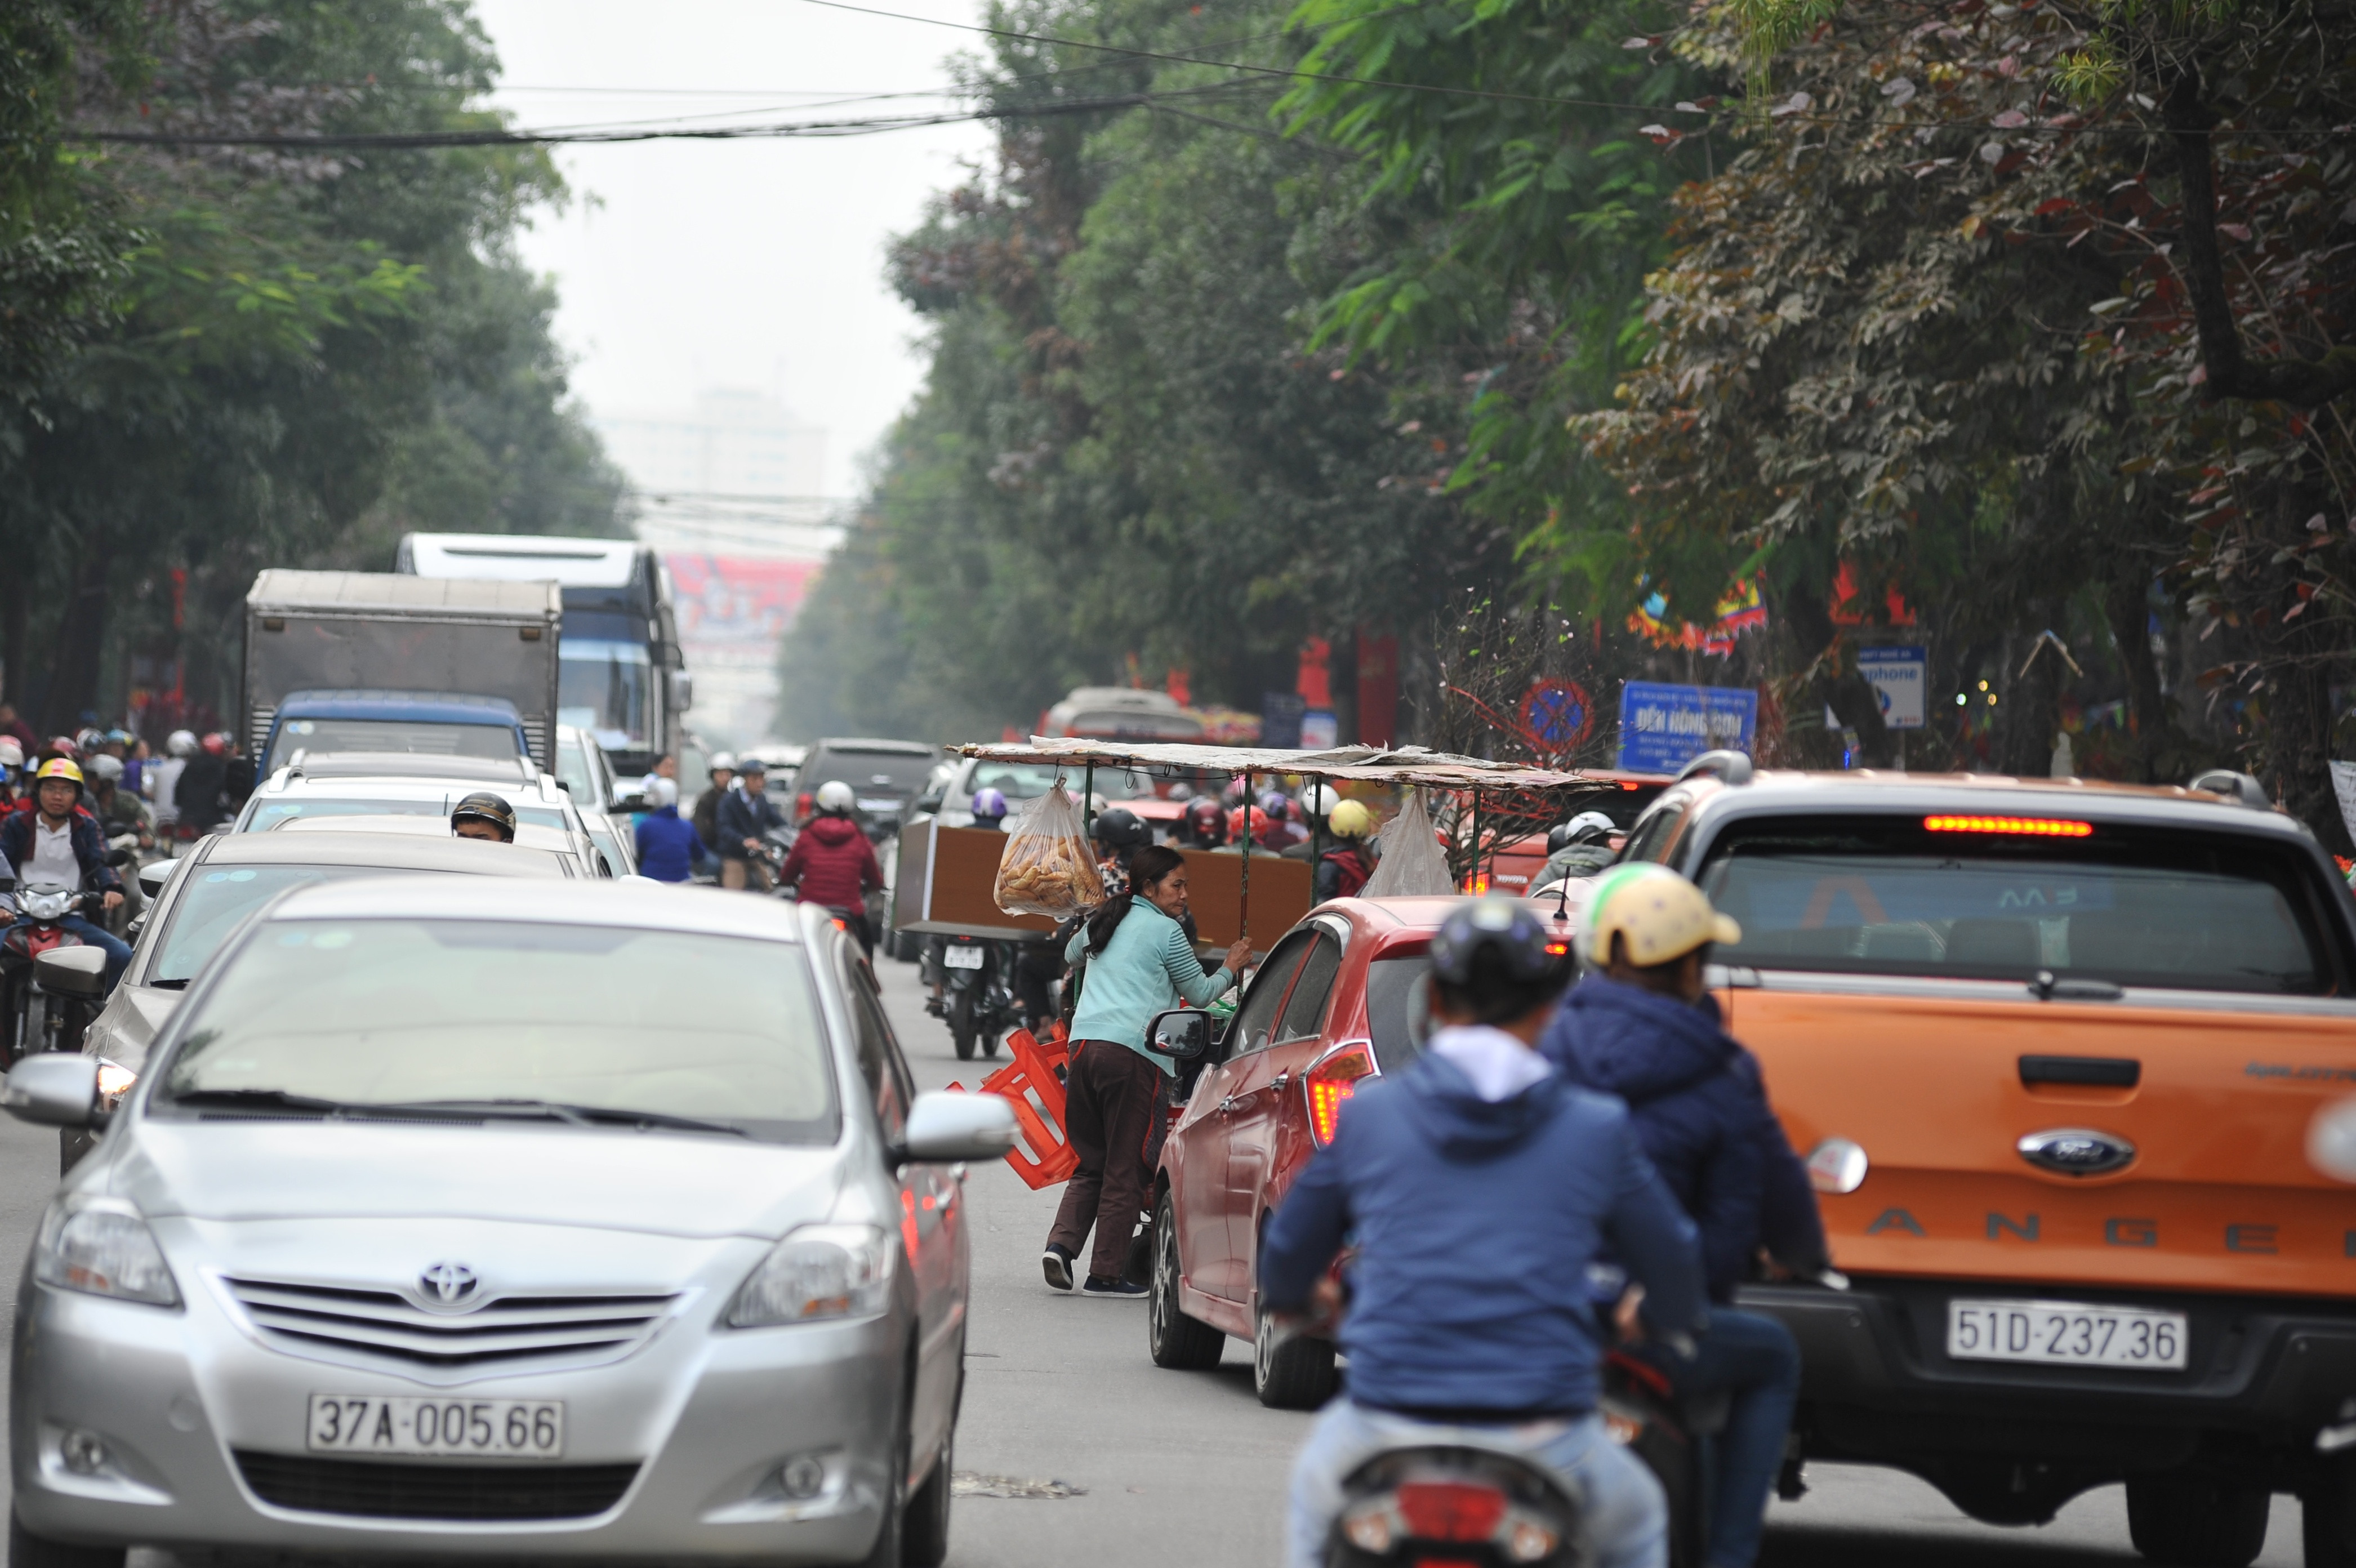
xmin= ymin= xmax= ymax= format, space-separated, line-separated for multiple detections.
xmin=12 ymin=1271 xmax=903 ymax=1561
xmin=1739 ymin=1275 xmax=2356 ymax=1468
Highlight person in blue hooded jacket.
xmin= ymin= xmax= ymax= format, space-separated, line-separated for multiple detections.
xmin=631 ymin=777 xmax=707 ymax=883
xmin=1539 ymin=864 xmax=1829 ymax=1568
xmin=1263 ymin=897 xmax=1708 ymax=1568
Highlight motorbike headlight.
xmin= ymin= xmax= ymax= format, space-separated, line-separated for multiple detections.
xmin=34 ymin=1199 xmax=179 ymax=1307
xmin=727 ymin=1224 xmax=893 ymax=1328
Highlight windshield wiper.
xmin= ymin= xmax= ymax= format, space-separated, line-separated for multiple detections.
xmin=168 ymin=1088 xmax=349 ymax=1116
xmin=364 ymin=1099 xmax=751 ymax=1138
xmin=148 ymin=978 xmax=191 ymax=991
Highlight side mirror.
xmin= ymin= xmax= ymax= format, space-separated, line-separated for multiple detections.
xmin=105 ymin=848 xmax=134 ymax=868
xmin=138 ymin=859 xmax=176 ymax=897
xmin=612 ymin=791 xmax=649 ymax=814
xmin=35 ymin=947 xmax=109 ymax=1001
xmin=3 ymin=1053 xmax=101 ymax=1128
xmin=1148 ymin=1008 xmax=1213 ymax=1063
xmin=896 ymin=1090 xmax=1019 ymax=1164
xmin=913 ymin=791 xmax=945 ymax=815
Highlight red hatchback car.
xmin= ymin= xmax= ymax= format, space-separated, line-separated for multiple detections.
xmin=1145 ymin=894 xmax=1575 ymax=1406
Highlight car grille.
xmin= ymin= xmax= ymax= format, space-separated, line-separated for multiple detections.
xmin=221 ymin=1276 xmax=679 ymax=1373
xmin=234 ymin=1450 xmax=638 ymax=1521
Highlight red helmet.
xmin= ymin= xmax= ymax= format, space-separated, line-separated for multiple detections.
xmin=1184 ymin=795 xmax=1226 ymax=846
xmin=48 ymin=736 xmax=79 ymax=759
xmin=1227 ymin=805 xmax=1268 ymax=844
xmin=201 ymin=732 xmax=228 ymax=756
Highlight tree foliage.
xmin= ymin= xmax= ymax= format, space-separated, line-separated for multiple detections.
xmin=1 ymin=0 xmax=627 ymax=735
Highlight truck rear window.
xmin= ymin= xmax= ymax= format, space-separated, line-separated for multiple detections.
xmin=1694 ymin=814 xmax=2341 ymax=995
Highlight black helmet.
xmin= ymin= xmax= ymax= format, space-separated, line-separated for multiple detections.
xmin=1431 ymin=896 xmax=1561 ymax=988
xmin=451 ymin=791 xmax=518 ymax=842
xmin=1547 ymin=810 xmax=1618 ymax=856
xmin=1092 ymin=807 xmax=1151 ymax=852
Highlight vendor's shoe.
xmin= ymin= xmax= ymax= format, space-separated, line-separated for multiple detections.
xmin=1041 ymin=1245 xmax=1075 ymax=1293
xmin=1081 ymin=1276 xmax=1147 ymax=1298
xmin=923 ymin=996 xmax=946 ymax=1018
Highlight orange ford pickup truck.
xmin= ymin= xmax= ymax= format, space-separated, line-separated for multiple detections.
xmin=1619 ymin=766 xmax=2356 ymax=1566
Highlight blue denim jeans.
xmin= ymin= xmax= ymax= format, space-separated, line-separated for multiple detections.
xmin=1288 ymin=1399 xmax=1666 ymax=1568
xmin=8 ymin=915 xmax=130 ymax=991
xmin=1684 ymin=1306 xmax=1800 ymax=1568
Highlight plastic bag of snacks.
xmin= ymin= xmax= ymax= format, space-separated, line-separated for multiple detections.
xmin=993 ymin=783 xmax=1106 ymax=916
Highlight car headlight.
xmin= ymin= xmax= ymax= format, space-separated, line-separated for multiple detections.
xmin=34 ymin=1199 xmax=179 ymax=1307
xmin=727 ymin=1224 xmax=893 ymax=1328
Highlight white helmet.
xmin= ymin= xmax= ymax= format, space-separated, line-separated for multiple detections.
xmin=647 ymin=776 xmax=679 ymax=808
xmin=815 ymin=779 xmax=857 ymax=814
xmin=167 ymin=729 xmax=198 ymax=758
xmin=89 ymin=754 xmax=124 ymax=785
xmin=708 ymin=751 xmax=737 ymax=775
xmin=1299 ymin=782 xmax=1339 ymax=819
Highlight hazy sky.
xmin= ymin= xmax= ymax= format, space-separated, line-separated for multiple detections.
xmin=469 ymin=0 xmax=995 ymax=498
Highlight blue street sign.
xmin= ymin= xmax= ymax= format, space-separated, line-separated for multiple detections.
xmin=1616 ymin=682 xmax=1760 ymax=773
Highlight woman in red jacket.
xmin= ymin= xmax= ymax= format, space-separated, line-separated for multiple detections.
xmin=776 ymin=780 xmax=885 ymax=953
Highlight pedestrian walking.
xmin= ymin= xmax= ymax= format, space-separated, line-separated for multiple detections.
xmin=1043 ymin=845 xmax=1250 ymax=1297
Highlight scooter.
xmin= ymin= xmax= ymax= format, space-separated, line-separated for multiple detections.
xmin=0 ymin=884 xmax=105 ymax=1064
xmin=1326 ymin=1443 xmax=1584 ymax=1566
xmin=939 ymin=934 xmax=1016 ymax=1061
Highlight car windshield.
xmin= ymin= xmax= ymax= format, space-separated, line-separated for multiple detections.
xmin=247 ymin=798 xmax=569 ymax=832
xmin=965 ymin=762 xmax=1149 ymax=802
xmin=558 ymin=638 xmax=653 ymax=752
xmin=151 ymin=865 xmax=444 ymax=986
xmin=1365 ymin=951 xmax=1433 ymax=1072
xmin=805 ymin=750 xmax=939 ymax=796
xmin=1696 ymin=814 xmax=2338 ymax=994
xmin=161 ymin=920 xmax=839 ymax=1142
xmin=266 ymin=719 xmax=519 ymax=773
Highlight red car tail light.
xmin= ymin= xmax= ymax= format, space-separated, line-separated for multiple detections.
xmin=1305 ymin=1041 xmax=1377 ymax=1147
xmin=1394 ymin=1480 xmax=1507 ymax=1542
xmin=1922 ymin=813 xmax=2092 ymax=837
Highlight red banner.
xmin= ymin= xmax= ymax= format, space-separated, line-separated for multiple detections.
xmin=665 ymin=554 xmax=820 ymax=652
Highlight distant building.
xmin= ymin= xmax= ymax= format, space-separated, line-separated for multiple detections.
xmin=595 ymin=388 xmax=828 ymax=501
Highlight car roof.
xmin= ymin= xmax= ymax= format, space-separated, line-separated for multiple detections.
xmin=266 ymin=816 xmax=584 ymax=857
xmin=1667 ymin=770 xmax=2309 ymax=836
xmin=279 ymin=690 xmax=522 ymax=721
xmin=270 ymin=754 xmax=540 ymax=785
xmin=257 ymin=767 xmax=558 ymax=801
xmin=809 ymin=738 xmax=940 ymax=757
xmin=191 ymin=829 xmax=572 ymax=877
xmin=268 ymin=875 xmax=808 ymax=942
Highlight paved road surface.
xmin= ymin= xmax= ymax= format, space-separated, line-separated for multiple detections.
xmin=0 ymin=948 xmax=2304 ymax=1567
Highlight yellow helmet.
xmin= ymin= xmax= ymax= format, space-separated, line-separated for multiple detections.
xmin=1579 ymin=863 xmax=1740 ymax=968
xmin=1328 ymin=799 xmax=1376 ymax=839
xmin=35 ymin=758 xmax=84 ymax=787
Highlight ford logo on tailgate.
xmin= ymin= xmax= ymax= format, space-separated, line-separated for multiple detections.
xmin=2017 ymin=1128 xmax=2136 ymax=1177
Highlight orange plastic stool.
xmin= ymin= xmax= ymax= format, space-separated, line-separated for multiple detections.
xmin=951 ymin=1020 xmax=1076 ymax=1190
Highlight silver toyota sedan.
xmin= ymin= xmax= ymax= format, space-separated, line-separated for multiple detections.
xmin=5 ymin=878 xmax=1015 ymax=1568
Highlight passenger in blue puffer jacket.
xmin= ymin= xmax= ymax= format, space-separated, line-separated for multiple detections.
xmin=631 ymin=778 xmax=707 ymax=883
xmin=1539 ymin=865 xmax=1828 ymax=1568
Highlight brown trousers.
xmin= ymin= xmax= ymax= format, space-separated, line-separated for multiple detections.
xmin=1048 ymin=1039 xmax=1163 ymax=1281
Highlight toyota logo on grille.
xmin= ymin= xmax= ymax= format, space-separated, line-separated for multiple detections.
xmin=419 ymin=1262 xmax=480 ymax=1304
xmin=2017 ymin=1128 xmax=2136 ymax=1178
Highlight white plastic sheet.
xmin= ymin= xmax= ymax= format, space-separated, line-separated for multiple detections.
xmin=1361 ymin=788 xmax=1456 ymax=899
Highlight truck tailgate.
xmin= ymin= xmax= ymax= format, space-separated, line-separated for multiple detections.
xmin=1727 ymin=978 xmax=2356 ymax=1297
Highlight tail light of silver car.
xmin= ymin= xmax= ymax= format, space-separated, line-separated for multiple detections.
xmin=1304 ymin=1040 xmax=1378 ymax=1148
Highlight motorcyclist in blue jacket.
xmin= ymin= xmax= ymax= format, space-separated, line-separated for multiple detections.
xmin=1539 ymin=863 xmax=1828 ymax=1568
xmin=1262 ymin=897 xmax=1709 ymax=1568
xmin=631 ymin=777 xmax=707 ymax=883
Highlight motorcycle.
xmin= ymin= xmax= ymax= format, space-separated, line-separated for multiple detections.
xmin=938 ymin=933 xmax=1016 ymax=1062
xmin=1 ymin=885 xmax=106 ymax=1064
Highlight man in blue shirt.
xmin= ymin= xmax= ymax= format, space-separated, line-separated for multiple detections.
xmin=1262 ymin=898 xmax=1708 ymax=1568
